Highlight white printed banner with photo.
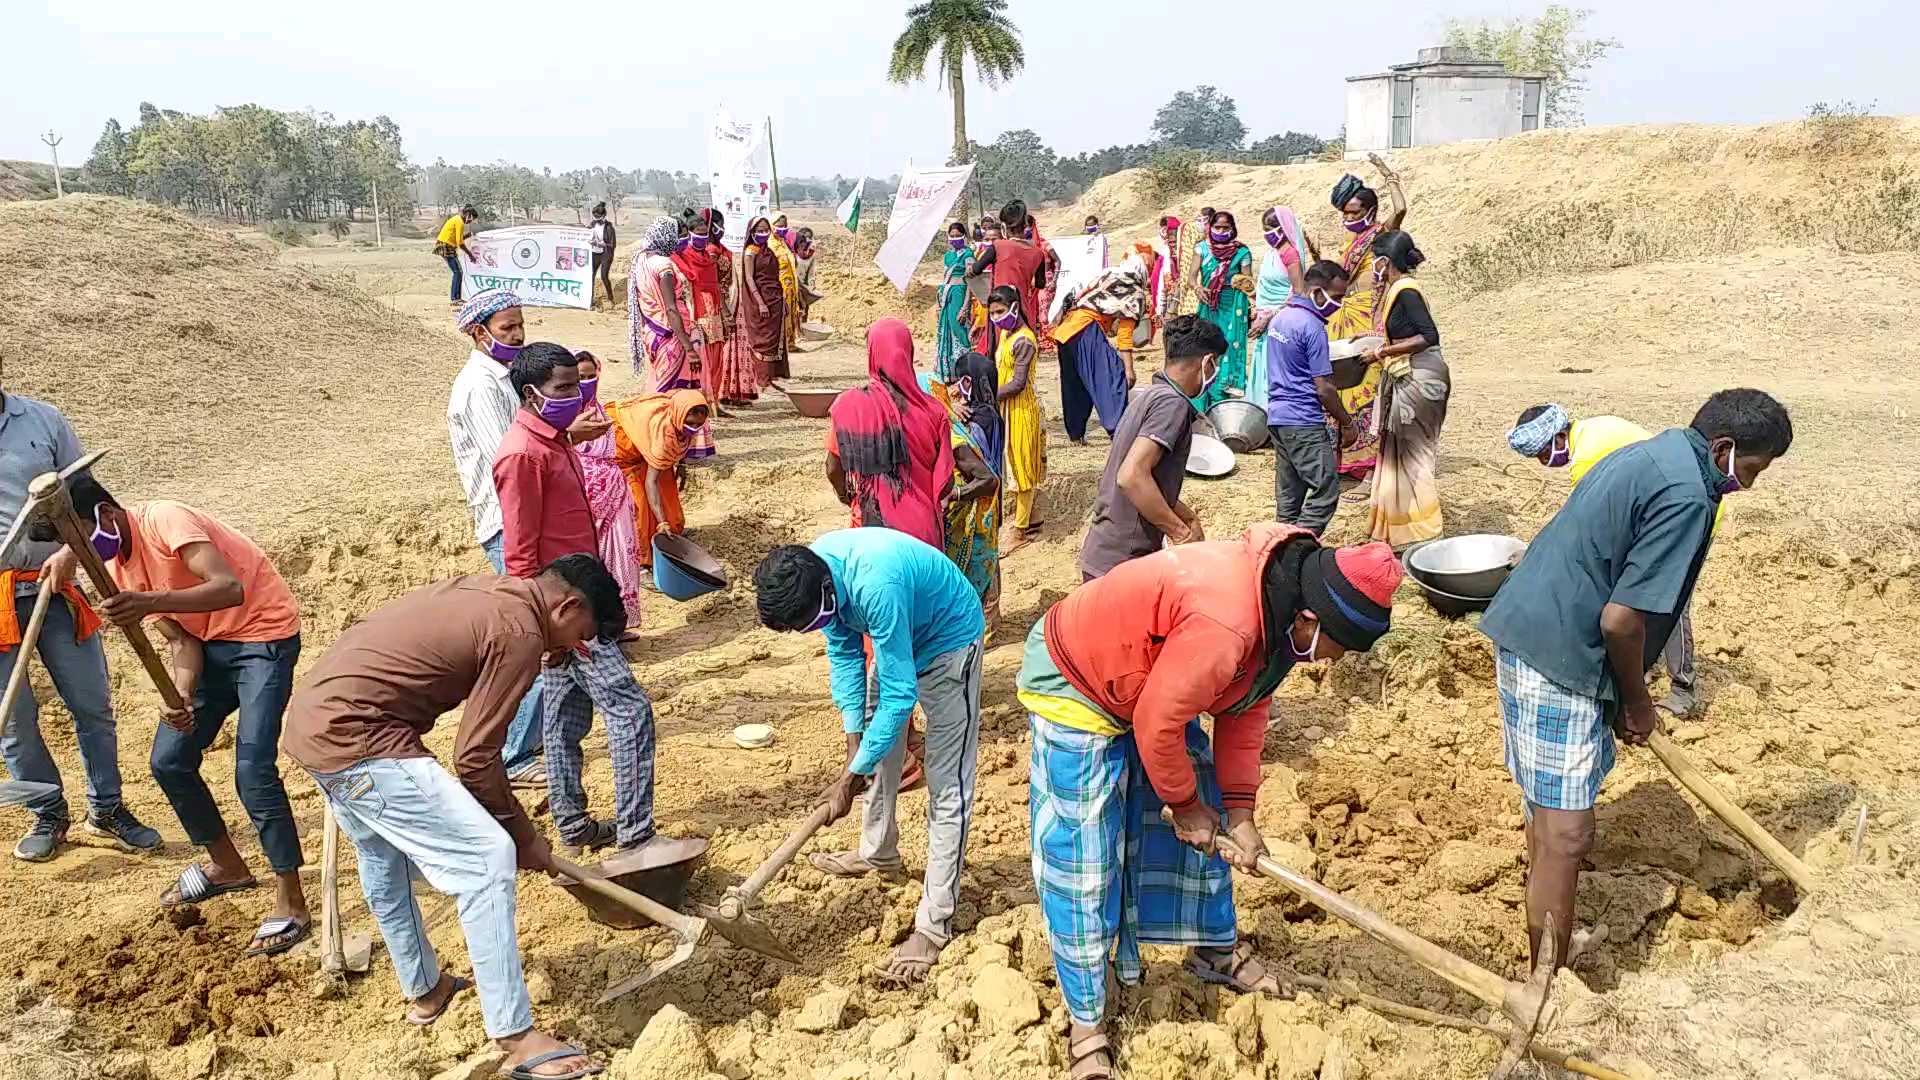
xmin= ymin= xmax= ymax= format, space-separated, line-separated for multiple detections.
xmin=707 ymin=109 xmax=773 ymax=252
xmin=460 ymin=225 xmax=594 ymax=310
xmin=885 ymin=164 xmax=975 ymax=237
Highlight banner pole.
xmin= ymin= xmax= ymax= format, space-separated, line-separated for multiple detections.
xmin=767 ymin=117 xmax=781 ymax=210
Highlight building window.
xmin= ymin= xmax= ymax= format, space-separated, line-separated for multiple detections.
xmin=1521 ymin=80 xmax=1542 ymax=131
xmin=1391 ymin=78 xmax=1413 ymax=148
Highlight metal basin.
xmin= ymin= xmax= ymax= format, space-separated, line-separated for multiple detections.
xmin=1403 ymin=534 xmax=1528 ymax=616
xmin=561 ymin=846 xmax=707 ymax=931
xmin=782 ymin=388 xmax=843 ymax=418
xmin=1185 ymin=433 xmax=1236 ymax=478
xmin=1207 ymin=399 xmax=1269 ymax=453
xmin=1330 ymin=335 xmax=1383 ymax=391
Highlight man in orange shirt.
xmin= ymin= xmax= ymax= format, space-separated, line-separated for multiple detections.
xmin=47 ymin=475 xmax=309 ymax=957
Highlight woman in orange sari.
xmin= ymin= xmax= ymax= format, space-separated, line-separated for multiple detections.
xmin=607 ymin=389 xmax=712 ymax=576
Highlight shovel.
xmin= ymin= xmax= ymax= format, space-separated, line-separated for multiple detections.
xmin=1646 ymin=731 xmax=1819 ymax=894
xmin=318 ymin=804 xmax=373 ymax=974
xmin=1178 ymin=812 xmax=1560 ymax=1080
xmin=550 ymin=854 xmax=801 ymax=1004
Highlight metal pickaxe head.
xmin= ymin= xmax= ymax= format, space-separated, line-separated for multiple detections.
xmin=1489 ymin=912 xmax=1560 ymax=1080
xmin=697 ymin=891 xmax=802 ymax=965
xmin=595 ymin=924 xmax=706 ymax=1005
xmin=0 ymin=449 xmax=110 ymax=567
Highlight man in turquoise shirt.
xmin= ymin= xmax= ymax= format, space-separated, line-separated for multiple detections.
xmin=1480 ymin=388 xmax=1791 ymax=978
xmin=753 ymin=528 xmax=985 ymax=986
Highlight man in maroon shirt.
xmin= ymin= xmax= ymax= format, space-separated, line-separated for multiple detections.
xmin=967 ymin=197 xmax=1058 ymax=351
xmin=494 ymin=343 xmax=703 ymax=872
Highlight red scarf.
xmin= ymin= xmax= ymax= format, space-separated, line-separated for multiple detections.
xmin=827 ymin=318 xmax=953 ymax=547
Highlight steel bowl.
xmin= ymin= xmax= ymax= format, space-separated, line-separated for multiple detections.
xmin=798 ymin=320 xmax=834 ymax=342
xmin=1185 ymin=433 xmax=1236 ymax=478
xmin=1330 ymin=335 xmax=1383 ymax=391
xmin=782 ymin=387 xmax=843 ymax=419
xmin=1207 ymin=399 xmax=1270 ymax=453
xmin=1402 ymin=534 xmax=1528 ymax=616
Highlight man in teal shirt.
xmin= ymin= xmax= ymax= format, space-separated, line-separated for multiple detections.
xmin=753 ymin=528 xmax=985 ymax=985
xmin=1480 ymin=388 xmax=1791 ymax=976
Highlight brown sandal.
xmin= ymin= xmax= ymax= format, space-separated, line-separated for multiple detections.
xmin=1068 ymin=1029 xmax=1114 ymax=1080
xmin=1185 ymin=942 xmax=1289 ymax=997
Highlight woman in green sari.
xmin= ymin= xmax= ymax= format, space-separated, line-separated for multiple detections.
xmin=1195 ymin=210 xmax=1254 ymax=411
xmin=936 ymin=221 xmax=974 ymax=380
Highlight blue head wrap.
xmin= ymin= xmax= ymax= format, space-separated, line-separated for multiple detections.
xmin=456 ymin=288 xmax=520 ymax=332
xmin=1507 ymin=404 xmax=1570 ymax=457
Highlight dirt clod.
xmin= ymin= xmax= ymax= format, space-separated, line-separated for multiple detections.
xmin=969 ymin=965 xmax=1042 ymax=1034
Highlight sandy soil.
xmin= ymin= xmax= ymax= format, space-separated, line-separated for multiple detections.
xmin=0 ymin=118 xmax=1916 ymax=1080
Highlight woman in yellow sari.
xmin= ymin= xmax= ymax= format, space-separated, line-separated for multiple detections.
xmin=987 ymin=285 xmax=1047 ymax=554
xmin=770 ymin=215 xmax=803 ymax=359
xmin=1326 ymin=156 xmax=1408 ymax=480
xmin=1362 ymin=231 xmax=1450 ymax=548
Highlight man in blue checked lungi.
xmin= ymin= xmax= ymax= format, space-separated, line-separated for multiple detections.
xmin=1016 ymin=524 xmax=1403 ymax=1080
xmin=1482 ymin=389 xmax=1791 ymax=976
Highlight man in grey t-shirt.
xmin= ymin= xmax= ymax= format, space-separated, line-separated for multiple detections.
xmin=1078 ymin=316 xmax=1229 ymax=580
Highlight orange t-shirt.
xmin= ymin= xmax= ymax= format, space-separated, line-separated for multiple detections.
xmin=107 ymin=501 xmax=301 ymax=643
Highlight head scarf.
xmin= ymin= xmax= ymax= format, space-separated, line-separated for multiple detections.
xmin=1331 ymin=174 xmax=1366 ymax=210
xmin=953 ymin=350 xmax=1004 ymax=475
xmin=744 ymin=216 xmax=772 ymax=249
xmin=1267 ymin=206 xmax=1308 ymax=255
xmin=671 ymin=214 xmax=720 ymax=312
xmin=456 ymin=288 xmax=520 ymax=332
xmin=1507 ymin=404 xmax=1570 ymax=457
xmin=827 ymin=318 xmax=953 ymax=547
xmin=641 ymin=216 xmax=680 ymax=256
xmin=1201 ymin=212 xmax=1246 ymax=307
xmin=609 ymin=389 xmax=709 ymax=471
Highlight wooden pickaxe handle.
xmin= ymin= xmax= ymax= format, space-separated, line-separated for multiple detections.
xmin=30 ymin=474 xmax=185 ymax=711
xmin=734 ymin=803 xmax=835 ymax=905
xmin=550 ymin=854 xmax=708 ymax=943
xmin=0 ymin=584 xmax=57 ymax=722
xmin=320 ymin=802 xmax=344 ymax=971
xmin=1646 ymin=731 xmax=1818 ymax=894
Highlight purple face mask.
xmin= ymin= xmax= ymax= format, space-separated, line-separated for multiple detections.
xmin=1546 ymin=444 xmax=1571 ymax=468
xmin=1210 ymin=228 xmax=1232 ymax=242
xmin=799 ymin=586 xmax=837 ymax=633
xmin=533 ymin=389 xmax=585 ymax=430
xmin=992 ymin=311 xmax=1021 ymax=330
xmin=1264 ymin=228 xmax=1283 ymax=248
xmin=1344 ymin=212 xmax=1375 ymax=233
xmin=89 ymin=505 xmax=123 ymax=562
xmin=484 ymin=334 xmax=521 ymax=363
xmin=752 ymin=232 xmax=771 ymax=246
xmin=950 ymin=236 xmax=968 ymax=250
xmin=1084 ymin=225 xmax=1099 ymax=234
xmin=690 ymin=235 xmax=710 ymax=250
xmin=579 ymin=376 xmax=599 ymax=405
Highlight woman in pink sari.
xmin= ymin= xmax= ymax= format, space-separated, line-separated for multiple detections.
xmin=825 ymin=317 xmax=953 ymax=548
xmin=628 ymin=216 xmax=715 ymax=459
xmin=571 ymin=352 xmax=646 ymax=625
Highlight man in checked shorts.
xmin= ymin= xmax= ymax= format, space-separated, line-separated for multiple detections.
xmin=1480 ymin=389 xmax=1792 ymax=972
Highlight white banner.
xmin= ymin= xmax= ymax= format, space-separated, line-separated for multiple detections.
xmin=886 ymin=164 xmax=975 ymax=237
xmin=706 ymin=109 xmax=773 ymax=252
xmin=1047 ymin=234 xmax=1110 ymax=322
xmin=875 ymin=162 xmax=974 ymax=293
xmin=460 ymin=225 xmax=593 ymax=310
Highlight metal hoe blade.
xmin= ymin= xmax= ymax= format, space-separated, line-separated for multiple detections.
xmin=595 ymin=930 xmax=705 ymax=1005
xmin=697 ymin=895 xmax=803 ymax=965
xmin=1489 ymin=912 xmax=1558 ymax=1080
xmin=0 ymin=780 xmax=59 ymax=808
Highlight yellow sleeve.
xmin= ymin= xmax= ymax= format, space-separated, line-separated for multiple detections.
xmin=1114 ymin=318 xmax=1136 ymax=351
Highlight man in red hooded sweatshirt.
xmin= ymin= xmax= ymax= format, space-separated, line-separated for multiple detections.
xmin=1017 ymin=524 xmax=1402 ymax=1080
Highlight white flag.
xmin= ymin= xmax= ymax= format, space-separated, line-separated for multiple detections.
xmin=836 ymin=178 xmax=865 ymax=234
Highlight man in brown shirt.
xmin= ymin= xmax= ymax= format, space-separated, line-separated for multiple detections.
xmin=283 ymin=555 xmax=622 ymax=1079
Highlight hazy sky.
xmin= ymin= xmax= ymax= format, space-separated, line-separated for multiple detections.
xmin=6 ymin=1 xmax=1914 ymax=178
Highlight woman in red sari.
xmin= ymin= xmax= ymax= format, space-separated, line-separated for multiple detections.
xmin=740 ymin=217 xmax=790 ymax=385
xmin=825 ymin=317 xmax=954 ymax=548
xmin=672 ymin=210 xmax=728 ymax=417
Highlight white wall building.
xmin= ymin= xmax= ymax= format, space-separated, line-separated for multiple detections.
xmin=1345 ymin=46 xmax=1545 ymax=158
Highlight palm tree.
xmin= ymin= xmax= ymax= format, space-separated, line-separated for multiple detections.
xmin=887 ymin=0 xmax=1026 ymax=177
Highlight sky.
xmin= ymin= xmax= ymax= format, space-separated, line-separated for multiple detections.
xmin=6 ymin=0 xmax=1916 ymax=178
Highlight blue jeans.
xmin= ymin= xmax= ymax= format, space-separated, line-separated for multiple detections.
xmin=445 ymin=255 xmax=463 ymax=302
xmin=150 ymin=636 xmax=303 ymax=873
xmin=480 ymin=534 xmax=545 ymax=775
xmin=0 ymin=590 xmax=123 ymax=823
xmin=311 ymin=757 xmax=531 ymax=1039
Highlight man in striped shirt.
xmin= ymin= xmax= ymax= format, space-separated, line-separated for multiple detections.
xmin=445 ymin=291 xmax=607 ymax=783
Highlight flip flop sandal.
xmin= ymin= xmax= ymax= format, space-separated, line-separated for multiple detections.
xmin=500 ymin=1047 xmax=603 ymax=1080
xmin=871 ymin=934 xmax=941 ymax=987
xmin=1067 ymin=1030 xmax=1115 ymax=1080
xmin=164 ymin=863 xmax=259 ymax=907
xmin=1184 ymin=942 xmax=1288 ymax=997
xmin=245 ymin=916 xmax=311 ymax=958
xmin=405 ymin=976 xmax=472 ymax=1026
xmin=509 ymin=767 xmax=548 ymax=790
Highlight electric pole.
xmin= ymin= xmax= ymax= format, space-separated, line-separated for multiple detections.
xmin=40 ymin=131 xmax=63 ymax=198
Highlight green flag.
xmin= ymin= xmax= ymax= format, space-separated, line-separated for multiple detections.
xmin=836 ymin=177 xmax=864 ymax=234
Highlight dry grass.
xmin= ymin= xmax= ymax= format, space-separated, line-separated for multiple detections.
xmin=0 ymin=994 xmax=91 ymax=1080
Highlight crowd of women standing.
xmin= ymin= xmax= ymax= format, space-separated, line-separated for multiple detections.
xmin=1148 ymin=155 xmax=1450 ymax=549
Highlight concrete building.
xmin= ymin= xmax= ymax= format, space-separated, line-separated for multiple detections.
xmin=1345 ymin=46 xmax=1546 ymax=158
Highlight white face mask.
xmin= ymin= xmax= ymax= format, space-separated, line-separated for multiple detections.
xmin=1289 ymin=619 xmax=1321 ymax=662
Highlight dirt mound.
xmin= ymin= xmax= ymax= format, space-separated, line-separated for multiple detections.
xmin=0 ymin=194 xmax=465 ymax=537
xmin=0 ymin=161 xmax=65 ymax=203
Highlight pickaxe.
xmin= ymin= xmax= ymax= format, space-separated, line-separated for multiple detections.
xmin=1180 ymin=813 xmax=1561 ymax=1080
xmin=1646 ymin=731 xmax=1819 ymax=894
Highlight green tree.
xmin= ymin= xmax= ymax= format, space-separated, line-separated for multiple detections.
xmin=1444 ymin=5 xmax=1620 ymax=126
xmin=1151 ymin=86 xmax=1247 ymax=153
xmin=83 ymin=119 xmax=132 ymax=196
xmin=967 ymin=129 xmax=1069 ymax=209
xmin=887 ymin=0 xmax=1026 ymax=218
xmin=1244 ymin=131 xmax=1327 ymax=164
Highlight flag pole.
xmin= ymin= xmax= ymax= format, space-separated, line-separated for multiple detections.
xmin=767 ymin=117 xmax=781 ymax=210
